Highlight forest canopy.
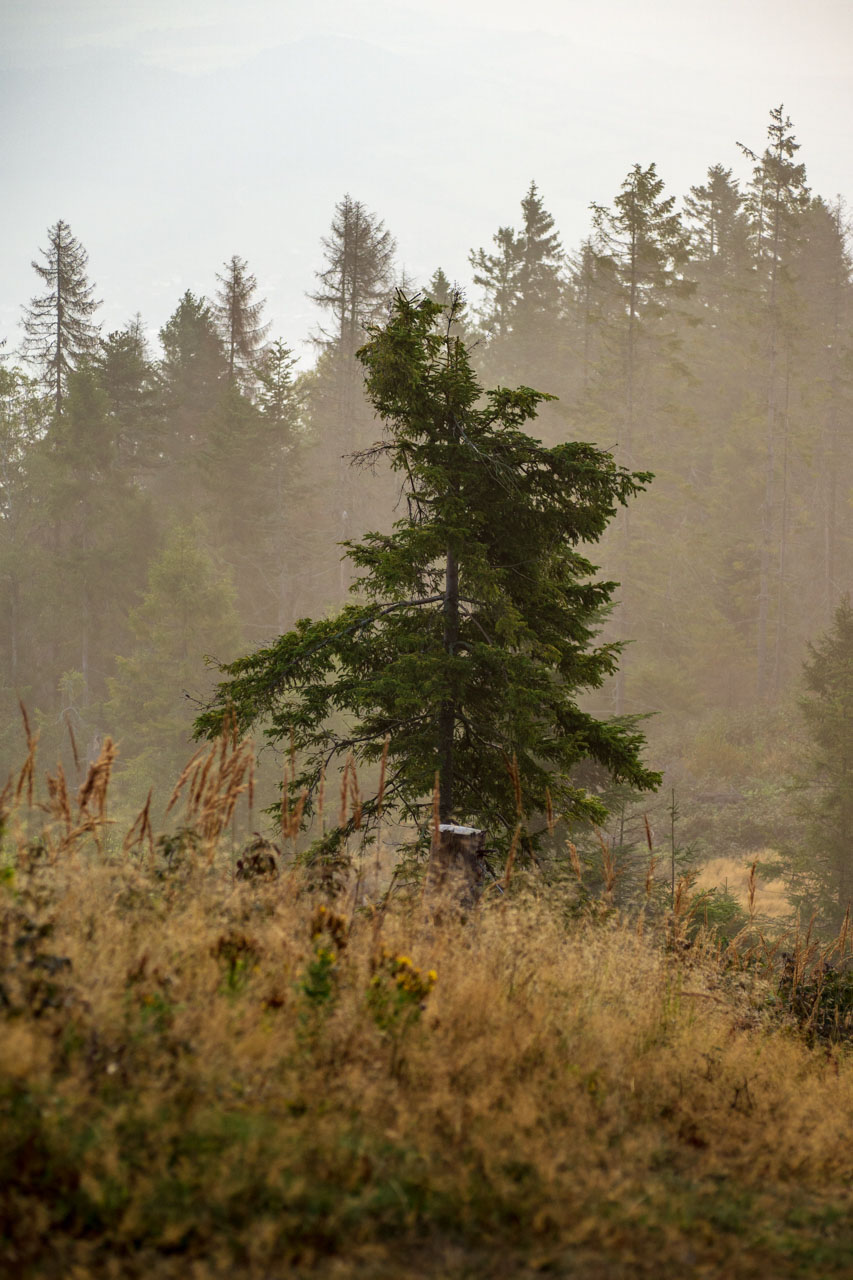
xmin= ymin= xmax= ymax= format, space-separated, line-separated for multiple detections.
xmin=1 ymin=106 xmax=851 ymax=885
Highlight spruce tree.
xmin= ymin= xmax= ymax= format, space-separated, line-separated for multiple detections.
xmin=469 ymin=224 xmax=522 ymax=342
xmin=256 ymin=338 xmax=300 ymax=428
xmin=42 ymin=366 xmax=155 ymax=706
xmin=310 ymin=195 xmax=397 ymax=362
xmin=426 ymin=268 xmax=469 ymax=336
xmin=590 ymin=163 xmax=692 ymax=413
xmin=196 ymin=293 xmax=659 ymax=853
xmin=156 ymin=290 xmax=226 ymax=508
xmin=306 ymin=195 xmax=398 ymax=594
xmin=21 ymin=220 xmax=100 ymax=415
xmin=255 ymin=339 xmax=307 ymax=628
xmin=108 ymin=523 xmax=242 ymax=802
xmin=787 ymin=597 xmax=853 ymax=925
xmin=517 ymin=182 xmax=564 ymax=322
xmin=567 ymin=237 xmax=617 ymax=394
xmin=469 ymin=185 xmax=566 ymax=429
xmin=513 ymin=183 xmax=566 ymax=410
xmin=670 ymin=166 xmax=758 ymax=708
xmin=794 ymin=198 xmax=853 ymax=622
xmin=738 ymin=106 xmax=810 ymax=698
xmin=214 ymin=254 xmax=270 ymax=387
xmin=95 ymin=317 xmax=159 ymax=474
xmin=425 ymin=267 xmax=456 ymax=308
xmin=0 ymin=364 xmax=48 ymax=764
xmin=588 ymin=162 xmax=692 ymax=711
xmin=684 ymin=164 xmax=751 ymax=290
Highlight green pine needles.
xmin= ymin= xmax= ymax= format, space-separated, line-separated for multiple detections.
xmin=195 ymin=292 xmax=660 ymax=852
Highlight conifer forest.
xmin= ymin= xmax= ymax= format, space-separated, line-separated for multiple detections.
xmin=4 ymin=107 xmax=852 ymax=906
xmin=5 ymin=79 xmax=853 ymax=1277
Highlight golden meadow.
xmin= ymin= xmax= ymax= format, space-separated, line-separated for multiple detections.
xmin=3 ymin=718 xmax=853 ymax=1279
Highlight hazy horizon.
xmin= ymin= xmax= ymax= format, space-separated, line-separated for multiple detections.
xmin=3 ymin=0 xmax=852 ymax=362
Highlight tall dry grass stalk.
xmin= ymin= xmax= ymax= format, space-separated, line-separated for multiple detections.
xmin=14 ymin=699 xmax=38 ymax=810
xmin=376 ymin=734 xmax=390 ymax=819
xmin=507 ymin=751 xmax=522 ymax=817
xmin=64 ymin=713 xmax=81 ymax=776
xmin=338 ymin=752 xmax=353 ymax=829
xmin=502 ymin=821 xmax=522 ymax=889
xmin=594 ymin=826 xmax=618 ymax=899
xmin=545 ymin=785 xmax=554 ymax=835
xmin=567 ymin=837 xmax=583 ymax=882
xmin=747 ymin=857 xmax=758 ymax=918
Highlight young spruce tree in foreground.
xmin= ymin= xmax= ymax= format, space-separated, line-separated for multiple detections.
xmin=196 ymin=293 xmax=660 ymax=852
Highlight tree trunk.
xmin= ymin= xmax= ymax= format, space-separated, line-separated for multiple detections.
xmin=615 ymin=256 xmax=637 ymax=717
xmin=823 ymin=217 xmax=843 ymax=620
xmin=425 ymin=823 xmax=486 ymax=910
xmin=9 ymin=575 xmax=19 ymax=687
xmin=438 ymin=543 xmax=459 ymax=821
xmin=757 ymin=179 xmax=783 ymax=701
xmin=772 ymin=347 xmax=791 ymax=696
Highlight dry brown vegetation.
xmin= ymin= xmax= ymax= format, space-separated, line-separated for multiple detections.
xmin=3 ymin=729 xmax=853 ymax=1278
xmin=694 ymin=853 xmax=791 ymax=920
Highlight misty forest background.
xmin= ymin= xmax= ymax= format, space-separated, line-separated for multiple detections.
xmin=2 ymin=105 xmax=851 ymax=917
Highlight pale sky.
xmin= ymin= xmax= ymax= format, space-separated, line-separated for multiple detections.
xmin=2 ymin=0 xmax=851 ymax=362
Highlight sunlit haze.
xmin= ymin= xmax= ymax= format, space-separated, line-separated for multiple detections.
xmin=2 ymin=0 xmax=851 ymax=356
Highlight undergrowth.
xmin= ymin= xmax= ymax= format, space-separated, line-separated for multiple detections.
xmin=2 ymin=722 xmax=853 ymax=1278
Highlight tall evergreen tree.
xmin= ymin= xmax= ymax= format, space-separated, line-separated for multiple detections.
xmin=516 ymin=182 xmax=564 ymax=321
xmin=95 ymin=317 xmax=159 ymax=474
xmin=513 ymin=183 xmax=567 ymax=415
xmin=214 ymin=254 xmax=270 ymax=388
xmin=0 ymin=365 xmax=48 ymax=734
xmin=255 ymin=339 xmax=308 ymax=628
xmin=20 ymin=220 xmax=100 ymax=415
xmin=425 ymin=268 xmax=469 ymax=336
xmin=590 ymin=163 xmax=692 ymax=454
xmin=196 ymin=293 xmax=658 ymax=852
xmin=588 ymin=163 xmax=692 ymax=711
xmin=306 ymin=195 xmax=398 ymax=595
xmin=425 ymin=267 xmax=455 ymax=309
xmin=667 ymin=165 xmax=759 ymax=708
xmin=189 ymin=333 xmax=307 ymax=636
xmin=684 ymin=164 xmax=751 ymax=291
xmin=469 ymin=185 xmax=564 ymax=356
xmin=256 ymin=338 xmax=300 ymax=427
xmin=469 ymin=184 xmax=566 ymax=434
xmin=36 ymin=365 xmax=156 ymax=713
xmin=783 ymin=597 xmax=853 ymax=926
xmin=796 ymin=199 xmax=853 ymax=620
xmin=567 ymin=237 xmax=617 ymax=395
xmin=738 ymin=106 xmax=810 ymax=697
xmin=310 ymin=195 xmax=397 ymax=364
xmin=469 ymin=224 xmax=522 ymax=342
xmin=108 ymin=522 xmax=242 ymax=804
xmin=156 ymin=290 xmax=226 ymax=508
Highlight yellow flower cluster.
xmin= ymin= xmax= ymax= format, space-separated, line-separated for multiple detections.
xmin=389 ymin=953 xmax=437 ymax=999
xmin=309 ymin=903 xmax=348 ymax=949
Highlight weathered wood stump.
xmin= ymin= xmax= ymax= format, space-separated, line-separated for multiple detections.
xmin=425 ymin=824 xmax=486 ymax=911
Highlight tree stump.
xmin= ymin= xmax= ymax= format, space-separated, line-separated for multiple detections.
xmin=425 ymin=824 xmax=486 ymax=911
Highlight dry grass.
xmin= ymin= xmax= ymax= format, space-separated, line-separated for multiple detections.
xmin=695 ymin=852 xmax=791 ymax=919
xmin=3 ymin=731 xmax=853 ymax=1278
